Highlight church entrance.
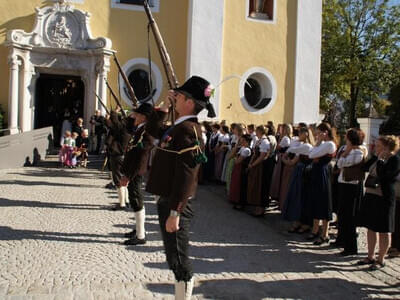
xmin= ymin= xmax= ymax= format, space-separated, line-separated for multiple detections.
xmin=34 ymin=74 xmax=85 ymax=146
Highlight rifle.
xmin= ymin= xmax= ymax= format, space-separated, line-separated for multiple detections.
xmin=143 ymin=0 xmax=177 ymax=124
xmin=113 ymin=54 xmax=139 ymax=108
xmin=104 ymin=79 xmax=127 ymax=118
xmin=94 ymin=91 xmax=110 ymax=115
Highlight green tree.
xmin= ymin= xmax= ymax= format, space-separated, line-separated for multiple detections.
xmin=381 ymin=84 xmax=400 ymax=134
xmin=321 ymin=0 xmax=400 ymax=127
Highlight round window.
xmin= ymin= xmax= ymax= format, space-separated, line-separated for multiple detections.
xmin=119 ymin=58 xmax=163 ymax=106
xmin=127 ymin=69 xmax=151 ymax=102
xmin=240 ymin=67 xmax=277 ymax=114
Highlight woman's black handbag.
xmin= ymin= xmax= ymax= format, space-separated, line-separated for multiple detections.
xmin=365 ymin=174 xmax=379 ymax=188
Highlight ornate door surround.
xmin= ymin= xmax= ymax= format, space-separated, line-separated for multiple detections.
xmin=5 ymin=0 xmax=114 ymax=134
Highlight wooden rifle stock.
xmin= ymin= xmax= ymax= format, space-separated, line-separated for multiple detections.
xmin=113 ymin=53 xmax=139 ymax=108
xmin=93 ymin=91 xmax=110 ymax=115
xmin=104 ymin=79 xmax=127 ymax=118
xmin=143 ymin=0 xmax=177 ymax=124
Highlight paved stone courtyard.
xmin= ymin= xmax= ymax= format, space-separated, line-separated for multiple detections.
xmin=0 ymin=166 xmax=399 ymax=300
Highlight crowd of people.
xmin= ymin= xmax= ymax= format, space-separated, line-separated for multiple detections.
xmin=200 ymin=120 xmax=400 ymax=271
xmin=56 ymin=103 xmax=400 ymax=275
xmin=58 ymin=110 xmax=107 ymax=168
xmin=53 ymin=73 xmax=400 ymax=299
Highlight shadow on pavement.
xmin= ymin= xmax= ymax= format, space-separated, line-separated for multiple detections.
xmin=0 ymin=197 xmax=109 ymax=210
xmin=0 ymin=226 xmax=118 ymax=244
xmin=147 ymin=278 xmax=392 ymax=300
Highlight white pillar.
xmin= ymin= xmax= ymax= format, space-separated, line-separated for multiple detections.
xmin=293 ymin=0 xmax=323 ymax=124
xmin=8 ymin=56 xmax=21 ymax=134
xmin=357 ymin=117 xmax=385 ymax=149
xmin=19 ymin=63 xmax=34 ymax=132
xmin=97 ymin=69 xmax=108 ymax=115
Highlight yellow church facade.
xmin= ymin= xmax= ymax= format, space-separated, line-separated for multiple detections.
xmin=0 ymin=0 xmax=322 ymax=134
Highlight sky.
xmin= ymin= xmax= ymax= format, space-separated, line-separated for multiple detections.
xmin=388 ymin=0 xmax=400 ymax=6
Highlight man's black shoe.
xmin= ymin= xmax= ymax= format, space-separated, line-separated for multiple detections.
xmin=339 ymin=250 xmax=358 ymax=256
xmin=111 ymin=205 xmax=126 ymax=211
xmin=123 ymin=237 xmax=146 ymax=245
xmin=124 ymin=230 xmax=136 ymax=238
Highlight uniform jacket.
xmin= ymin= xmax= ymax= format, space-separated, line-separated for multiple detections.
xmin=121 ymin=124 xmax=154 ymax=180
xmin=146 ymin=111 xmax=204 ymax=213
xmin=105 ymin=111 xmax=131 ymax=156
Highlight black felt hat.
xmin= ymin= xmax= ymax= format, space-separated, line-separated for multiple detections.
xmin=134 ymin=103 xmax=153 ymax=117
xmin=174 ymin=76 xmax=216 ymax=118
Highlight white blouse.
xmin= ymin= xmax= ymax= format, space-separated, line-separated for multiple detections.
xmin=337 ymin=146 xmax=367 ymax=184
xmin=250 ymin=133 xmax=259 ymax=149
xmin=289 ymin=136 xmax=301 ymax=148
xmin=218 ymin=133 xmax=229 ymax=143
xmin=288 ymin=142 xmax=313 ymax=156
xmin=228 ymin=135 xmax=238 ymax=150
xmin=279 ymin=136 xmax=291 ymax=148
xmin=258 ymin=138 xmax=271 ymax=153
xmin=309 ymin=141 xmax=336 ymax=159
xmin=239 ymin=147 xmax=252 ymax=158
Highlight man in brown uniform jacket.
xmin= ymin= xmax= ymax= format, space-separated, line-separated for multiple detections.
xmin=146 ymin=76 xmax=216 ymax=300
xmin=105 ymin=107 xmax=131 ymax=210
xmin=120 ymin=103 xmax=154 ymax=245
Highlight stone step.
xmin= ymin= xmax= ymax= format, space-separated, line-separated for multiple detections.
xmin=36 ymin=154 xmax=106 ymax=169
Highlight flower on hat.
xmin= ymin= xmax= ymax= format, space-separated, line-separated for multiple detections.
xmin=204 ymin=85 xmax=215 ymax=98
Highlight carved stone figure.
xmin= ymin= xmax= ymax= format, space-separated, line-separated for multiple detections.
xmin=51 ymin=16 xmax=72 ymax=48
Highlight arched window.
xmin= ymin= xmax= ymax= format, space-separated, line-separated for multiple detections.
xmin=111 ymin=0 xmax=159 ymax=12
xmin=120 ymin=0 xmax=153 ymax=6
xmin=248 ymin=0 xmax=274 ymax=21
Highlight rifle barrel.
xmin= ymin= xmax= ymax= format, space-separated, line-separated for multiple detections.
xmin=143 ymin=0 xmax=177 ymax=123
xmin=113 ymin=54 xmax=139 ymax=108
xmin=104 ymin=79 xmax=127 ymax=118
xmin=94 ymin=91 xmax=110 ymax=115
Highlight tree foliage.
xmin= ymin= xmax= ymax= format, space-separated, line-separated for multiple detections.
xmin=381 ymin=84 xmax=400 ymax=134
xmin=321 ymin=0 xmax=400 ymax=127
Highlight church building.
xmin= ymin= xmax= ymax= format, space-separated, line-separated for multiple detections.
xmin=0 ymin=0 xmax=322 ymax=136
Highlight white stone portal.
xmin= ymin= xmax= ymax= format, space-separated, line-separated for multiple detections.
xmin=5 ymin=0 xmax=114 ymax=134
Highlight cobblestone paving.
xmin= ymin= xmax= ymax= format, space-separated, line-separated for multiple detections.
xmin=0 ymin=166 xmax=399 ymax=300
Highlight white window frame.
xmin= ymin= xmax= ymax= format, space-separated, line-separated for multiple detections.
xmin=239 ymin=67 xmax=277 ymax=114
xmin=111 ymin=0 xmax=160 ymax=13
xmin=119 ymin=58 xmax=163 ymax=106
xmin=52 ymin=0 xmax=85 ymax=3
xmin=245 ymin=0 xmax=277 ymax=24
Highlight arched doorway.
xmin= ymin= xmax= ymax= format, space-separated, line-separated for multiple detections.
xmin=34 ymin=74 xmax=85 ymax=145
xmin=6 ymin=0 xmax=113 ymax=134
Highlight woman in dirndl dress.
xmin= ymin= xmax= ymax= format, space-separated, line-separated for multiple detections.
xmin=246 ymin=126 xmax=271 ymax=216
xmin=335 ymin=128 xmax=367 ymax=256
xmin=225 ymin=124 xmax=245 ymax=193
xmin=270 ymin=124 xmax=292 ymax=202
xmin=221 ymin=124 xmax=236 ymax=182
xmin=229 ymin=134 xmax=252 ymax=209
xmin=214 ymin=126 xmax=230 ymax=183
xmin=207 ymin=124 xmax=221 ymax=181
xmin=282 ymin=127 xmax=314 ymax=233
xmin=307 ymin=123 xmax=337 ymax=246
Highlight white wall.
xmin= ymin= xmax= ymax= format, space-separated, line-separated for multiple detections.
xmin=186 ymin=0 xmax=224 ymax=120
xmin=293 ymin=0 xmax=322 ymax=124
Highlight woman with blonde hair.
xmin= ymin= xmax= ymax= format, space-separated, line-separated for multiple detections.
xmin=358 ymin=135 xmax=400 ymax=270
